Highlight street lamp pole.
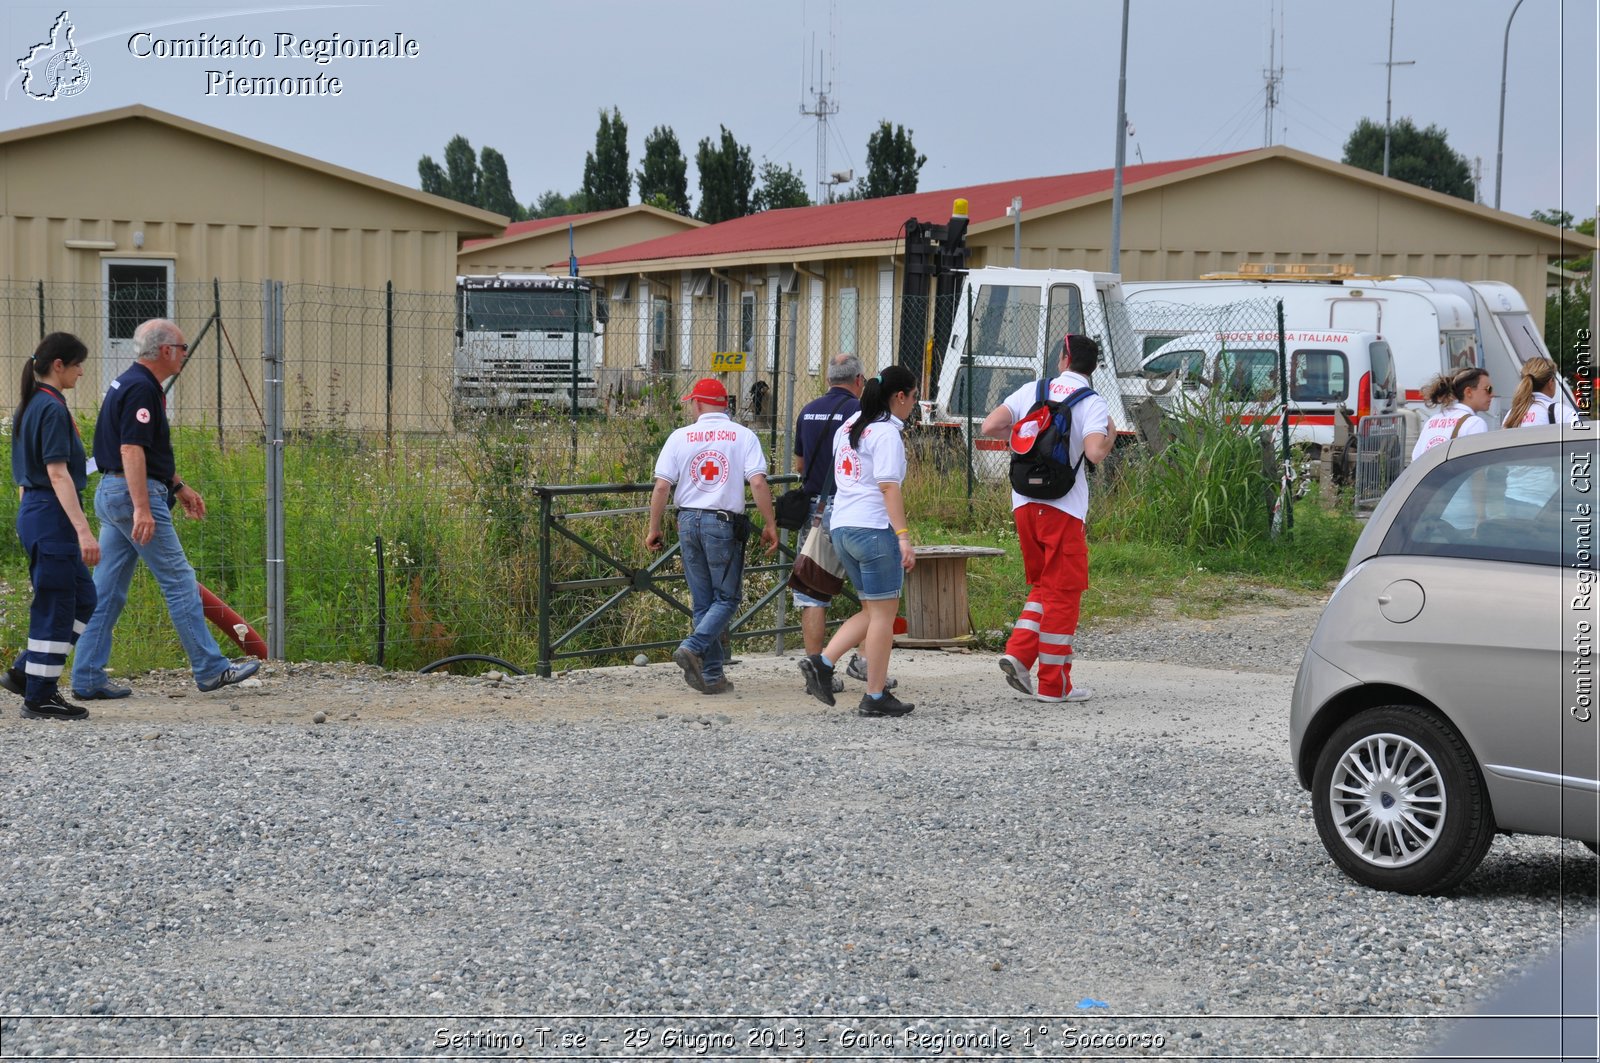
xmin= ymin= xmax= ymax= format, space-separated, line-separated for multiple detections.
xmin=1495 ymin=0 xmax=1526 ymax=210
xmin=1110 ymin=0 xmax=1130 ymax=274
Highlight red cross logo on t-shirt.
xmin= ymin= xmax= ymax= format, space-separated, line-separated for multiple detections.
xmin=690 ymin=449 xmax=730 ymax=489
xmin=835 ymin=447 xmax=861 ymax=483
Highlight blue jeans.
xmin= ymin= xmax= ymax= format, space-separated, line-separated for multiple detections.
xmin=676 ymin=509 xmax=745 ymax=684
xmin=71 ymin=475 xmax=229 ymax=693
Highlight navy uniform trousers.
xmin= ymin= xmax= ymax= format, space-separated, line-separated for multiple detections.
xmin=14 ymin=490 xmax=96 ymax=701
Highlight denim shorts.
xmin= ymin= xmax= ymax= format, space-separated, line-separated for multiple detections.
xmin=830 ymin=525 xmax=903 ymax=601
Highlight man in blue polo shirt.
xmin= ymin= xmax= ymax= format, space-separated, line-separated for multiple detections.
xmin=791 ymin=354 xmax=863 ymax=655
xmin=70 ymin=318 xmax=260 ymax=699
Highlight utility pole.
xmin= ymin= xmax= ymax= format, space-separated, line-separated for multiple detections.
xmin=1110 ymin=0 xmax=1130 ymax=274
xmin=799 ymin=48 xmax=840 ymax=205
xmin=1262 ymin=3 xmax=1283 ymax=146
xmin=1382 ymin=0 xmax=1415 ymax=177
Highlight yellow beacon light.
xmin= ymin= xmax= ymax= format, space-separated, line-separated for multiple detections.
xmin=952 ymin=198 xmax=969 ymax=217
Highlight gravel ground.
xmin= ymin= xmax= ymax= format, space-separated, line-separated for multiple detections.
xmin=1 ymin=598 xmax=1594 ymax=1061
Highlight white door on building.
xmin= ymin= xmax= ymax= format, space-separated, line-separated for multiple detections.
xmin=102 ymin=258 xmax=174 ymax=394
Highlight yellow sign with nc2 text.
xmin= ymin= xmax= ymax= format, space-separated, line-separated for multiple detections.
xmin=710 ymin=351 xmax=747 ymax=371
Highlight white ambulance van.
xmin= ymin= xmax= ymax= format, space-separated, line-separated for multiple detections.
xmin=1139 ymin=328 xmax=1397 ymax=458
xmin=1125 ymin=271 xmax=1483 ymax=454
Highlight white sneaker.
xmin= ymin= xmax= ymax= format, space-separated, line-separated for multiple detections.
xmin=999 ymin=654 xmax=1034 ymax=696
xmin=1036 ymin=686 xmax=1093 ymax=704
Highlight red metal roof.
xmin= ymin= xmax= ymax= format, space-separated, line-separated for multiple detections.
xmin=581 ymin=152 xmax=1250 ymax=267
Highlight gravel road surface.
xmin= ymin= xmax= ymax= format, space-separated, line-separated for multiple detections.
xmin=2 ymin=600 xmax=1593 ymax=1060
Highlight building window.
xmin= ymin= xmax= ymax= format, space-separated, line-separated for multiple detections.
xmin=716 ymin=281 xmax=730 ymax=351
xmin=740 ymin=292 xmax=756 ymax=356
xmin=839 ymin=287 xmax=858 ymax=355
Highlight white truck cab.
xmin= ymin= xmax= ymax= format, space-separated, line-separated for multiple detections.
xmin=453 ymin=273 xmax=607 ymax=413
xmin=928 ymin=267 xmax=1136 ymax=479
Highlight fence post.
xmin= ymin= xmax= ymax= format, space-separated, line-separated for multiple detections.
xmin=537 ymin=488 xmax=552 ymax=677
xmin=213 ymin=278 xmax=223 ymax=445
xmin=1276 ymin=299 xmax=1293 ymax=535
xmin=385 ymin=281 xmax=394 ymax=444
xmin=964 ymin=285 xmax=975 ymax=500
xmin=36 ymin=280 xmax=45 ymax=340
xmin=262 ymin=280 xmax=287 ymax=659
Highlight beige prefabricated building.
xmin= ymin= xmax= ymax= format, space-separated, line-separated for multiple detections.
xmin=577 ymin=146 xmax=1593 ymax=409
xmin=0 ymin=104 xmax=506 ymax=433
xmin=457 ymin=205 xmax=702 ymax=275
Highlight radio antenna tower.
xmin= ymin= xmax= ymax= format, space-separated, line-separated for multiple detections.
xmin=1262 ymin=2 xmax=1284 ymax=146
xmin=800 ymin=7 xmax=845 ymax=203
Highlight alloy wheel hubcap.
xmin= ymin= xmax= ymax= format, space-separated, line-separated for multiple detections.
xmin=1328 ymin=732 xmax=1445 ymax=868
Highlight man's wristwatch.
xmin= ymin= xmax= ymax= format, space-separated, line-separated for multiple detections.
xmin=170 ymin=480 xmax=185 ymax=495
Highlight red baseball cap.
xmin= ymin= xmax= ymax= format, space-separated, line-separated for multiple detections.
xmin=681 ymin=377 xmax=728 ymax=406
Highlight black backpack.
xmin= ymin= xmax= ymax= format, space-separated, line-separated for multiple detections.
xmin=1008 ymin=379 xmax=1097 ymax=499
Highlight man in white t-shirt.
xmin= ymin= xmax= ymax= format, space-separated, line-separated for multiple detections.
xmin=980 ymin=335 xmax=1114 ymax=704
xmin=646 ymin=378 xmax=778 ymax=695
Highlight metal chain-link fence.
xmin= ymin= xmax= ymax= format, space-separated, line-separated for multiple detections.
xmin=0 ymin=277 xmax=1334 ymax=673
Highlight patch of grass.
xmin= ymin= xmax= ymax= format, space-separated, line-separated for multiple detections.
xmin=0 ymin=397 xmax=1362 ymax=675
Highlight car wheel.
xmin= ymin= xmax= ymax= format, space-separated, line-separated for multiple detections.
xmin=1311 ymin=705 xmax=1495 ymax=895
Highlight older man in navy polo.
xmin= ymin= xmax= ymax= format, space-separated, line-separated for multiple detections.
xmin=70 ymin=318 xmax=260 ymax=699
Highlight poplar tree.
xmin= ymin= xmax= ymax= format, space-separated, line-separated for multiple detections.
xmin=582 ymin=107 xmax=631 ymax=211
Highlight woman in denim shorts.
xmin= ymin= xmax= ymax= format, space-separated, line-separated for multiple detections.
xmin=797 ymin=364 xmax=919 ymax=718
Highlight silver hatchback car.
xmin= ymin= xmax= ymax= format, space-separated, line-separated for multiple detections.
xmin=1291 ymin=422 xmax=1598 ymax=893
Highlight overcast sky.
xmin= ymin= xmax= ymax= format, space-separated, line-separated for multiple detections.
xmin=2 ymin=0 xmax=1595 ymax=225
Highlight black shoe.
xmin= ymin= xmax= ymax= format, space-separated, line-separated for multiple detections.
xmin=845 ymin=653 xmax=897 ymax=690
xmin=672 ymin=646 xmax=705 ymax=692
xmin=72 ymin=683 xmax=133 ymax=701
xmin=857 ymin=691 xmax=915 ymax=718
xmin=21 ymin=691 xmax=88 ymax=721
xmin=198 ymin=659 xmax=260 ymax=692
xmin=0 ymin=666 xmax=23 ymax=698
xmin=798 ymin=654 xmax=836 ymax=707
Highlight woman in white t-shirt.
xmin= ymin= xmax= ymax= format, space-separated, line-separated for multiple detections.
xmin=1503 ymin=357 xmax=1579 ymax=429
xmin=797 ymin=364 xmax=919 ymax=718
xmin=1410 ymin=367 xmax=1494 ymax=462
xmin=1502 ymin=357 xmax=1578 ymax=514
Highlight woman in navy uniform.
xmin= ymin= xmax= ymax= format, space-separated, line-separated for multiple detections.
xmin=2 ymin=333 xmax=99 ymax=720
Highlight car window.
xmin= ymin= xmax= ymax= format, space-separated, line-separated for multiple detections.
xmin=1218 ymin=348 xmax=1278 ymax=401
xmin=1381 ymin=440 xmax=1571 ymax=567
xmin=1291 ymin=349 xmax=1347 ymax=403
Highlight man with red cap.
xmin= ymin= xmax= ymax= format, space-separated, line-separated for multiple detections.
xmin=646 ymin=377 xmax=779 ymax=694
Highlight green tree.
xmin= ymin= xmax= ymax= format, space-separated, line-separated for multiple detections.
xmin=860 ymin=120 xmax=927 ymax=199
xmin=1341 ymin=117 xmax=1472 ymax=200
xmin=636 ymin=125 xmax=690 ymax=216
xmin=1545 ymin=285 xmax=1590 ymax=376
xmin=695 ymin=126 xmax=755 ymax=223
xmin=752 ymin=161 xmax=811 ymax=212
xmin=418 ymin=136 xmax=527 ymax=219
xmin=528 ymin=189 xmax=589 ymax=219
xmin=476 ymin=147 xmax=523 ymax=221
xmin=443 ymin=134 xmax=480 ymax=207
xmin=418 ymin=155 xmax=447 ymax=197
xmin=582 ymin=107 xmax=631 ymax=211
xmin=1532 ymin=209 xmax=1595 ymax=272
